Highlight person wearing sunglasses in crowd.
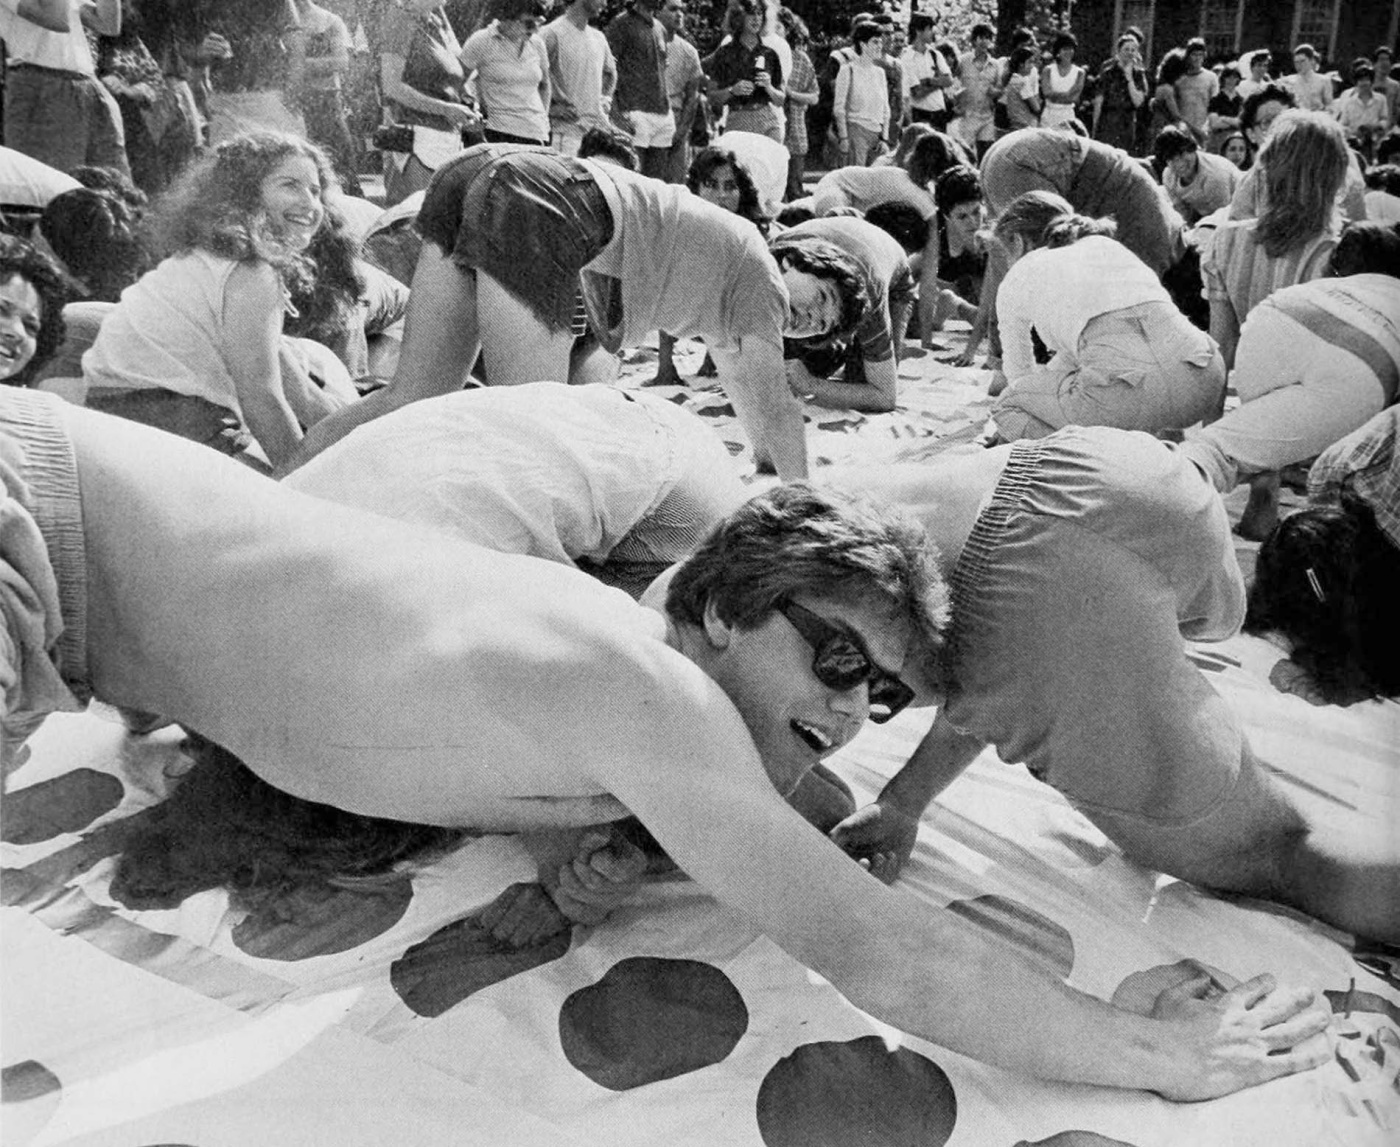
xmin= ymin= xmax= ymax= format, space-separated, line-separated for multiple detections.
xmin=4 ymin=383 xmax=1335 ymax=1102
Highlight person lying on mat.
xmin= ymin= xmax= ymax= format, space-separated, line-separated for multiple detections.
xmin=1 ymin=387 xmax=1330 ymax=1100
xmin=285 ymin=142 xmax=873 ymax=480
xmin=823 ymin=427 xmax=1399 ymax=948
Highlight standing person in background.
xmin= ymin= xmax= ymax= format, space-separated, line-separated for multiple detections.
xmin=200 ymin=0 xmax=308 ymax=144
xmin=1374 ymin=46 xmax=1399 ymax=125
xmin=543 ymin=0 xmax=616 ymax=157
xmin=378 ymin=0 xmax=478 ymax=205
xmin=1143 ymin=46 xmax=1188 ymax=152
xmin=704 ymin=0 xmax=784 ymax=144
xmin=1237 ymin=49 xmax=1272 ymax=100
xmin=832 ymin=22 xmax=889 ymax=166
xmin=1039 ymin=32 xmax=1086 ymax=130
xmin=659 ymin=0 xmax=702 ymax=181
xmin=777 ymin=6 xmax=817 ymax=201
xmin=955 ymin=22 xmax=1001 ymax=160
xmin=0 ymin=0 xmax=130 ymax=176
xmin=901 ymin=11 xmax=953 ymax=131
xmin=606 ymin=0 xmax=674 ymax=180
xmin=1093 ymin=33 xmax=1148 ymax=153
xmin=999 ymin=45 xmax=1042 ymax=133
xmin=1333 ymin=59 xmax=1390 ymax=161
xmin=1174 ymin=37 xmax=1217 ymax=144
xmin=1206 ymin=65 xmax=1243 ymax=153
xmin=1285 ymin=44 xmax=1333 ymax=112
xmin=288 ymin=0 xmax=363 ymax=196
xmin=458 ymin=0 xmax=551 ymax=146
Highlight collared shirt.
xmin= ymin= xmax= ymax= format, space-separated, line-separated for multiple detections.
xmin=0 ymin=0 xmax=95 ymax=74
xmin=664 ymin=30 xmax=702 ymax=116
xmin=901 ymin=43 xmax=950 ymax=112
xmin=606 ymin=6 xmax=668 ymax=115
xmin=459 ymin=20 xmax=550 ymax=141
xmin=957 ymin=50 xmax=1002 ymax=117
xmin=1309 ymin=405 xmax=1400 ymax=550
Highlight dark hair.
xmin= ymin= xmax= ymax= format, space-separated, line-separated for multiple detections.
xmin=908 ymin=12 xmax=935 ymax=38
xmin=1352 ymin=60 xmax=1375 ymax=82
xmin=1249 ymin=49 xmax=1272 ymax=69
xmin=777 ymin=5 xmax=809 ymax=47
xmin=1219 ymin=65 xmax=1242 ymax=84
xmin=40 ymin=188 xmax=154 ymax=303
xmin=0 ymin=234 xmax=73 ymax=386
xmin=1294 ymin=43 xmax=1318 ymax=61
xmin=1185 ymin=37 xmax=1206 ymax=54
xmin=1254 ymin=110 xmax=1349 ymax=257
xmin=852 ymin=22 xmax=883 ymax=49
xmin=496 ymin=0 xmax=549 ymax=20
xmin=1008 ymin=45 xmax=1036 ymax=73
xmin=934 ymin=39 xmax=959 ymax=72
xmin=1153 ymin=123 xmax=1199 ymax=163
xmin=767 ymin=232 xmax=869 ymax=340
xmin=150 ymin=131 xmax=363 ymax=334
xmin=69 ymin=164 xmax=148 ymax=213
xmin=864 ymin=200 xmax=930 ymax=253
xmin=727 ymin=0 xmax=765 ymax=37
xmin=1051 ymin=31 xmax=1077 ymax=56
xmin=1154 ymin=47 xmax=1188 ymax=88
xmin=1218 ymin=129 xmax=1252 ymax=167
xmin=934 ymin=164 xmax=982 ymax=214
xmin=665 ymin=482 xmax=949 ymax=673
xmin=1363 ymin=162 xmax=1400 ymax=195
xmin=579 ymin=127 xmax=640 ymax=170
xmin=687 ymin=144 xmax=766 ymax=229
xmin=1245 ymin=495 xmax=1400 ymax=702
xmin=775 ymin=202 xmax=816 ymax=227
xmin=886 ymin=122 xmax=935 ymax=169
xmin=1010 ymin=26 xmax=1037 ymax=49
xmin=1376 ymin=46 xmax=1394 ymax=62
xmin=1122 ymin=24 xmax=1145 ymax=44
xmin=971 ymin=22 xmax=994 ymax=42
xmin=1377 ymin=130 xmax=1400 ymax=165
xmin=905 ymin=131 xmax=972 ymax=188
xmin=111 ymin=737 xmax=468 ymax=912
xmin=1240 ymin=82 xmax=1296 ymax=130
xmin=1327 ymin=220 xmax=1400 ymax=277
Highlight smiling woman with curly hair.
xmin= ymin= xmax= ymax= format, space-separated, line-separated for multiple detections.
xmin=81 ymin=131 xmax=361 ymax=470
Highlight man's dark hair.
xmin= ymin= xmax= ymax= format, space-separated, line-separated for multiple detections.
xmin=1153 ymin=123 xmax=1200 ymax=163
xmin=905 ymin=131 xmax=972 ymax=187
xmin=1363 ymin=162 xmax=1400 ymax=195
xmin=1008 ymin=45 xmax=1036 ymax=73
xmin=1219 ymin=65 xmax=1242 ymax=84
xmin=767 ymin=232 xmax=869 ymax=340
xmin=579 ymin=127 xmax=640 ymax=170
xmin=852 ymin=22 xmax=883 ymax=50
xmin=908 ymin=12 xmax=935 ymax=38
xmin=1240 ymin=82 xmax=1296 ymax=130
xmin=1249 ymin=49 xmax=1272 ymax=69
xmin=1051 ymin=31 xmax=1077 ymax=55
xmin=1375 ymin=46 xmax=1393 ymax=63
xmin=934 ymin=164 xmax=982 ymax=214
xmin=864 ymin=200 xmax=930 ymax=254
xmin=1377 ymin=130 xmax=1400 ymax=165
xmin=1294 ymin=43 xmax=1318 ymax=61
xmin=1185 ymin=37 xmax=1206 ymax=55
xmin=40 ymin=188 xmax=153 ymax=303
xmin=970 ymin=22 xmax=994 ymax=42
xmin=1327 ymin=220 xmax=1400 ymax=277
xmin=1352 ymin=60 xmax=1375 ymax=83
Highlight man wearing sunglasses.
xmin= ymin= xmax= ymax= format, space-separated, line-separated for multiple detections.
xmin=4 ymin=387 xmax=1331 ymax=1101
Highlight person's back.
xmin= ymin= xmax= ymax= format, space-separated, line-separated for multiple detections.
xmin=811 ymin=164 xmax=933 ymax=219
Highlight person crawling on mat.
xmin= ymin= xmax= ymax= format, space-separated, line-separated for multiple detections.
xmin=821 ymin=427 xmax=1399 ymax=948
xmin=1 ymin=386 xmax=1331 ymax=1100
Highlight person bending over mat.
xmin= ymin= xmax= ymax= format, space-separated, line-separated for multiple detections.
xmin=1 ymin=386 xmax=1328 ymax=1101
xmin=822 ymin=427 xmax=1398 ymax=949
xmin=288 ymin=142 xmax=871 ymax=479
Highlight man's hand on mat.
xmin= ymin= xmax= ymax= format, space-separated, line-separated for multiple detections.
xmin=543 ymin=829 xmax=649 ymax=927
xmin=1148 ymin=971 xmax=1333 ymax=1100
xmin=829 ymin=802 xmax=919 ymax=884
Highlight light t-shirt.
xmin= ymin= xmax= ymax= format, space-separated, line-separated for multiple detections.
xmin=811 ymin=165 xmax=936 ymax=220
xmin=543 ymin=14 xmax=615 ymax=130
xmin=900 ymin=44 xmax=949 ymax=113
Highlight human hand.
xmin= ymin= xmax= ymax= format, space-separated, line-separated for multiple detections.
xmin=830 ymin=802 xmax=919 ymax=884
xmin=1150 ymin=970 xmax=1332 ymax=1101
xmin=542 ymin=829 xmax=648 ymax=927
xmin=445 ymin=102 xmax=481 ymax=130
xmin=987 ymin=369 xmax=1007 ymax=397
xmin=477 ymin=881 xmax=573 ymax=947
xmin=731 ymin=79 xmax=755 ymax=98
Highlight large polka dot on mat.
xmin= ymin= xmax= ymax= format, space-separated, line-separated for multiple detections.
xmin=1 ymin=769 xmax=124 ymax=845
xmin=3 ymin=1059 xmax=62 ymax=1145
xmin=391 ymin=890 xmax=572 ymax=1018
xmin=1014 ymin=1133 xmax=1137 ymax=1146
xmin=232 ymin=876 xmax=415 ymax=960
xmin=946 ymin=895 xmax=1074 ymax=979
xmin=558 ymin=957 xmax=748 ymax=1090
xmin=755 ymin=1035 xmax=956 ymax=1147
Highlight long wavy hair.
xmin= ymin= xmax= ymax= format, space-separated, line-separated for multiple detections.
xmin=0 ymin=234 xmax=75 ymax=386
xmin=146 ymin=131 xmax=363 ymax=339
xmin=1254 ymin=109 xmax=1349 ymax=257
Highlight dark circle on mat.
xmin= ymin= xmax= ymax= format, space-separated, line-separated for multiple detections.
xmin=947 ymin=894 xmax=1075 ymax=979
xmin=1 ymin=1060 xmax=61 ymax=1103
xmin=1014 ymin=1133 xmax=1139 ymax=1146
xmin=1 ymin=769 xmax=124 ymax=845
xmin=755 ymin=1035 xmax=957 ymax=1147
xmin=391 ymin=892 xmax=573 ymax=1018
xmin=558 ymin=956 xmax=749 ymax=1090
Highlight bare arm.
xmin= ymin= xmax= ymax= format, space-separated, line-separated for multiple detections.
xmin=600 ymin=698 xmax=1330 ymax=1099
xmin=221 ymin=263 xmax=303 ymax=469
xmin=1208 ymin=296 xmax=1240 ymax=371
xmin=710 ymin=336 xmax=808 ymax=480
xmin=380 ymin=52 xmax=478 ymax=128
xmin=300 ymin=19 xmax=351 ymax=81
xmin=786 ymin=355 xmax=896 ymax=413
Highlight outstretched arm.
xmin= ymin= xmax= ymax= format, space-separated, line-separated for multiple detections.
xmin=222 ymin=263 xmax=304 ymax=469
xmin=711 ymin=337 xmax=808 ymax=479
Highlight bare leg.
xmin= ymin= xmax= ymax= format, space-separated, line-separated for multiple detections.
xmin=649 ymin=331 xmax=684 ymax=387
xmin=569 ymin=338 xmax=619 ymax=388
xmin=391 ymin=244 xmax=483 ymax=396
xmin=476 ymin=271 xmax=575 ymax=386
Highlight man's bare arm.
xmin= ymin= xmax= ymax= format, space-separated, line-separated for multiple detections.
xmin=16 ymin=0 xmax=70 ymax=32
xmin=597 ymin=698 xmax=1330 ymax=1099
xmin=786 ymin=356 xmax=896 ymax=413
xmin=711 ymin=338 xmax=809 ymax=480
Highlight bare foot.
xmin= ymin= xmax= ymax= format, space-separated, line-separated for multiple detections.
xmin=1236 ymin=474 xmax=1281 ymax=542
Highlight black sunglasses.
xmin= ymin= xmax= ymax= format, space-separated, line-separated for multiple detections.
xmin=777 ymin=600 xmax=915 ymax=723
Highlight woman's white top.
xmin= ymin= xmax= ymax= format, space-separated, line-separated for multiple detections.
xmin=997 ymin=234 xmax=1168 ymax=380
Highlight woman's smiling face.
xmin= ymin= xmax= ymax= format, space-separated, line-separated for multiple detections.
xmin=0 ymin=274 xmax=42 ymax=381
xmin=259 ymin=154 xmax=325 ymax=252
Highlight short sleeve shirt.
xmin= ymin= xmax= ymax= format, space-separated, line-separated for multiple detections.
xmin=606 ymin=7 xmax=668 ymax=115
xmin=703 ymin=39 xmax=783 ymax=109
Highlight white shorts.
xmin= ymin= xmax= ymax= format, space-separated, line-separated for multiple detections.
xmin=625 ymin=109 xmax=677 ymax=149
